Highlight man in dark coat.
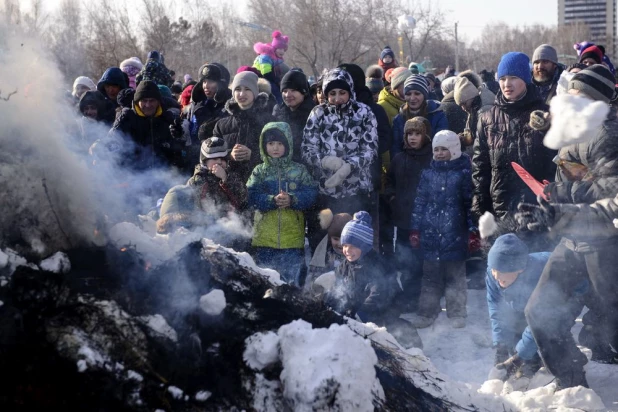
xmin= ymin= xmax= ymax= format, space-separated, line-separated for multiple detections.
xmin=472 ymin=52 xmax=557 ymax=223
xmin=272 ymin=69 xmax=315 ymax=165
xmin=531 ymin=44 xmax=564 ymax=105
xmin=96 ymin=67 xmax=128 ymax=124
xmin=109 ymin=80 xmax=185 ymax=171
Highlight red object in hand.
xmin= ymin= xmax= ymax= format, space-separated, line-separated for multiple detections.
xmin=409 ymin=230 xmax=420 ymax=249
xmin=468 ymin=231 xmax=481 ymax=253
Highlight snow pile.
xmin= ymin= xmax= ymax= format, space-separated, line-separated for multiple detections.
xmin=0 ymin=247 xmax=39 ymax=275
xmin=39 ymin=251 xmax=71 ymax=273
xmin=544 ymin=94 xmax=609 ymax=150
xmin=167 ymin=386 xmax=184 ymax=399
xmin=126 ymin=370 xmax=143 ymax=382
xmin=244 ymin=331 xmax=280 ymax=370
xmin=199 ymin=289 xmax=226 ymax=316
xmin=479 ymin=212 xmax=498 ymax=239
xmin=0 ymin=249 xmax=8 ymax=268
xmin=195 ymin=391 xmax=212 ymax=402
xmin=137 ymin=314 xmax=178 ymax=342
xmin=244 ymin=319 xmax=384 ymax=411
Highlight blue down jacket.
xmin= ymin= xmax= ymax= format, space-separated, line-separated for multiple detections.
xmin=410 ymin=154 xmax=475 ymax=261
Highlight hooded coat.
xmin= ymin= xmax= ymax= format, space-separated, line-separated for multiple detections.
xmin=391 ymin=100 xmax=449 ymax=157
xmin=97 ymin=67 xmax=128 ymax=124
xmin=212 ymin=93 xmax=274 ymax=183
xmin=302 ymin=69 xmax=378 ymax=199
xmin=272 ymin=96 xmax=316 ymax=164
xmin=247 ymin=122 xmax=318 ymax=249
xmin=411 ymin=154 xmax=475 ymax=262
xmin=472 ymin=85 xmax=556 ymax=219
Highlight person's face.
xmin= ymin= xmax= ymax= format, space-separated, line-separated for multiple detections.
xmin=406 ymin=131 xmax=424 ymax=150
xmin=234 ymin=86 xmax=255 ymax=109
xmin=581 ymin=57 xmax=599 ymax=67
xmin=533 ymin=60 xmax=557 ymax=82
xmin=202 ymin=79 xmax=219 ymax=99
xmin=316 ymin=87 xmax=326 ymax=104
xmin=104 ymin=84 xmax=121 ymax=100
xmin=433 ymin=146 xmax=451 ymax=161
xmin=330 ymin=236 xmax=343 ymax=255
xmin=282 ymin=88 xmax=304 ymax=110
xmin=394 ymin=83 xmax=405 ymax=99
xmin=138 ymin=97 xmax=160 ymax=117
xmin=491 ymin=268 xmax=523 ymax=288
xmin=499 ymin=76 xmax=527 ymax=101
xmin=205 ymin=157 xmax=227 ymax=169
xmin=405 ymin=89 xmax=425 ymax=110
xmin=327 ymin=88 xmax=350 ymax=106
xmin=83 ymin=104 xmax=98 ymax=119
xmin=342 ymin=244 xmax=362 ymax=262
xmin=275 ymin=48 xmax=286 ymax=58
xmin=75 ymin=84 xmax=90 ymax=98
xmin=382 ymin=55 xmax=393 ymax=64
xmin=266 ymin=141 xmax=285 ymax=158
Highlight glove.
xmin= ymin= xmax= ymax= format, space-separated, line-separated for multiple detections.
xmin=542 ymin=181 xmax=572 ymax=202
xmin=409 ymin=230 xmax=420 ymax=249
xmin=529 ymin=110 xmax=551 ymax=131
xmin=495 ymin=353 xmax=523 ymax=379
xmin=321 ymin=156 xmax=344 ymax=171
xmin=468 ymin=231 xmax=481 ymax=253
xmin=515 ymin=195 xmax=556 ymax=231
xmin=324 ymin=163 xmax=351 ymax=188
xmin=494 ymin=343 xmax=510 ymax=366
xmin=169 ymin=118 xmax=184 ymax=140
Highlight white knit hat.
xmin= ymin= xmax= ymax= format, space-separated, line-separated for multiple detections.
xmin=432 ymin=130 xmax=461 ymax=160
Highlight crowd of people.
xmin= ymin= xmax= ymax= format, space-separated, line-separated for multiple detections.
xmin=65 ymin=31 xmax=618 ymax=391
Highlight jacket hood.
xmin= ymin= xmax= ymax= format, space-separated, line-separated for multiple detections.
xmin=258 ymin=121 xmax=294 ymax=165
xmin=224 ymin=92 xmax=270 ymax=115
xmin=323 ymin=68 xmax=356 ymax=101
xmin=97 ymin=67 xmax=128 ymax=93
xmin=78 ymin=90 xmax=106 ymax=116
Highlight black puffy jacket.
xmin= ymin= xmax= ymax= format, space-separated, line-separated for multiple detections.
xmin=212 ymin=93 xmax=274 ymax=183
xmin=272 ymin=96 xmax=315 ymax=164
xmin=472 ymin=85 xmax=556 ymax=219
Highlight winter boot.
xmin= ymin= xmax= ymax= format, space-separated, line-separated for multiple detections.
xmin=408 ymin=315 xmax=435 ymax=329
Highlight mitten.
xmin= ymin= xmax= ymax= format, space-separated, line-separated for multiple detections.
xmin=468 ymin=231 xmax=481 ymax=253
xmin=409 ymin=230 xmax=420 ymax=249
xmin=515 ymin=195 xmax=556 ymax=231
xmin=321 ymin=156 xmax=345 ymax=171
xmin=324 ymin=163 xmax=351 ymax=188
xmin=529 ymin=110 xmax=551 ymax=131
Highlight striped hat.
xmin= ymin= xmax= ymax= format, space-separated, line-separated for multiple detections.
xmin=404 ymin=74 xmax=429 ymax=99
xmin=340 ymin=211 xmax=374 ymax=255
xmin=568 ymin=64 xmax=616 ymax=103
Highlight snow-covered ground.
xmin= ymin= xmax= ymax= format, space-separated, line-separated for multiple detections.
xmin=402 ymin=290 xmax=618 ymax=410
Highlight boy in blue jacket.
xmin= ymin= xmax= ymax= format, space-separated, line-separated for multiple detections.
xmin=409 ymin=130 xmax=478 ymax=329
xmin=485 ymin=234 xmax=551 ymax=380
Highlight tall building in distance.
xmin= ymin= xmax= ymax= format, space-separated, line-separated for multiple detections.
xmin=558 ymin=0 xmax=617 ymax=56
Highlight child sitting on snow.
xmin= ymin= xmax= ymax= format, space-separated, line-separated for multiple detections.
xmin=253 ymin=30 xmax=289 ymax=103
xmin=246 ymin=122 xmax=317 ymax=286
xmin=408 ymin=130 xmax=478 ymax=329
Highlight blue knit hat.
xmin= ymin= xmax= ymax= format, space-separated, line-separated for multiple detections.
xmin=380 ymin=46 xmax=395 ymax=61
xmin=497 ymin=52 xmax=532 ymax=84
xmin=340 ymin=211 xmax=374 ymax=255
xmin=404 ymin=74 xmax=429 ymax=100
xmin=487 ymin=234 xmax=529 ymax=273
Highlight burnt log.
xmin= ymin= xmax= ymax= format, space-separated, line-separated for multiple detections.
xmin=0 ymin=240 xmax=466 ymax=411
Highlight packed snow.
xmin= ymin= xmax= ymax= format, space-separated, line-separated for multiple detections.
xmin=199 ymin=289 xmax=226 ymax=316
xmin=544 ymin=94 xmax=610 ymax=150
xmin=39 ymin=251 xmax=71 ymax=273
xmin=127 ymin=370 xmax=143 ymax=382
xmin=195 ymin=390 xmax=212 ymax=402
xmin=167 ymin=386 xmax=184 ymax=399
xmin=244 ymin=331 xmax=280 ymax=370
xmin=137 ymin=314 xmax=178 ymax=342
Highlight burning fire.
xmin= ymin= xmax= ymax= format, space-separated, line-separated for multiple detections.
xmin=120 ymin=247 xmax=127 ymax=252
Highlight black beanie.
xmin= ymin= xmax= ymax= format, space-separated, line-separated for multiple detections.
xmin=134 ymin=80 xmax=161 ymax=103
xmin=262 ymin=128 xmax=290 ymax=156
xmin=323 ymin=79 xmax=351 ymax=96
xmin=338 ymin=63 xmax=365 ymax=92
xmin=569 ymin=64 xmax=616 ymax=103
xmin=198 ymin=64 xmax=222 ymax=83
xmin=280 ymin=69 xmax=309 ymax=94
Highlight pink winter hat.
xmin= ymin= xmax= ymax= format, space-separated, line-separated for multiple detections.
xmin=271 ymin=30 xmax=289 ymax=51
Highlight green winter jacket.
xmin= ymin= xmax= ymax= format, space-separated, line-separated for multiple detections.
xmin=377 ymin=87 xmax=405 ymax=125
xmin=247 ymin=122 xmax=318 ymax=249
